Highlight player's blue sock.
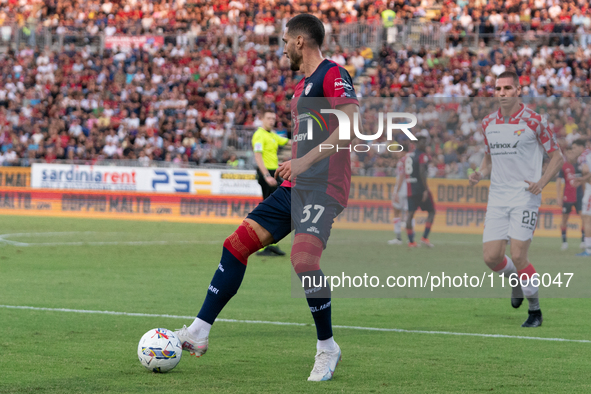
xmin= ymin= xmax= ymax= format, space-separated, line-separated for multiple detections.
xmin=561 ymin=226 xmax=567 ymax=243
xmin=407 ymin=228 xmax=415 ymax=243
xmin=582 ymin=230 xmax=585 ymax=242
xmin=197 ymin=222 xmax=262 ymax=325
xmin=298 ymin=270 xmax=333 ymax=340
xmin=423 ymin=222 xmax=432 ymax=239
xmin=197 ymin=248 xmax=246 ymax=324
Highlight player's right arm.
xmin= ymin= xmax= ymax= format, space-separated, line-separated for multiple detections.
xmin=469 ymin=153 xmax=491 ymax=186
xmin=470 ymin=119 xmax=493 ymax=186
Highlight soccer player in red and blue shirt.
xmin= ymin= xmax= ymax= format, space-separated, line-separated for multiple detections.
xmin=557 ymin=139 xmax=586 ymax=251
xmin=404 ymin=135 xmax=436 ymax=248
xmin=174 ymin=14 xmax=358 ymax=382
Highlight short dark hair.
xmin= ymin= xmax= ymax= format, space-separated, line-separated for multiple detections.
xmin=261 ymin=110 xmax=276 ymax=116
xmin=285 ymin=14 xmax=325 ymax=48
xmin=496 ymin=71 xmax=520 ymax=86
xmin=573 ymin=139 xmax=587 ymax=147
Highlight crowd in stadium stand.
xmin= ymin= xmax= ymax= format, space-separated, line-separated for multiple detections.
xmin=2 ymin=0 xmax=590 ymax=36
xmin=1 ymin=1 xmax=591 ymax=178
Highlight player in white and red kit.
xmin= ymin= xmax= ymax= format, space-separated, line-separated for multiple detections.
xmin=469 ymin=71 xmax=564 ymax=327
xmin=556 ymin=139 xmax=586 ymax=251
xmin=388 ymin=152 xmax=414 ymax=244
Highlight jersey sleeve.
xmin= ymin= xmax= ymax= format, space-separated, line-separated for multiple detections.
xmin=534 ymin=116 xmax=559 ymax=153
xmin=274 ymin=134 xmax=289 ymax=146
xmin=481 ymin=118 xmax=491 ymax=155
xmin=252 ymin=131 xmax=263 ymax=153
xmin=322 ymin=65 xmax=359 ymax=108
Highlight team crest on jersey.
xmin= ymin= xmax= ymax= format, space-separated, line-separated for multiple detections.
xmin=514 ymin=128 xmax=525 ymax=136
xmin=305 ymin=83 xmax=313 ymax=95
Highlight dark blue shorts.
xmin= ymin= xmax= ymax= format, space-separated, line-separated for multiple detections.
xmin=246 ymin=186 xmax=343 ymax=248
xmin=408 ymin=192 xmax=435 ymax=213
xmin=562 ymin=201 xmax=581 ymax=215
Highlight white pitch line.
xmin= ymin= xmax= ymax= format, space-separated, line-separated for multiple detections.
xmin=0 ymin=232 xmax=221 ymax=247
xmin=23 ymin=240 xmax=220 ymax=247
xmin=1 ymin=304 xmax=589 ymax=344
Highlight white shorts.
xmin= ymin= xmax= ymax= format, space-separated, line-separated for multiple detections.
xmin=392 ymin=191 xmax=408 ymax=211
xmin=582 ymin=189 xmax=591 ymax=215
xmin=483 ymin=205 xmax=539 ymax=243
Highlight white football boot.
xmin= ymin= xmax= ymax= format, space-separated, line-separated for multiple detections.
xmin=174 ymin=325 xmax=208 ymax=357
xmin=308 ymin=343 xmax=342 ymax=381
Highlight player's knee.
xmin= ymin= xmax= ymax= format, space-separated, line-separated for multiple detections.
xmin=223 ymin=221 xmax=264 ymax=265
xmin=291 ymin=233 xmax=324 ymax=274
xmin=510 ymin=252 xmax=528 ymax=268
xmin=483 ymin=250 xmax=504 ymax=268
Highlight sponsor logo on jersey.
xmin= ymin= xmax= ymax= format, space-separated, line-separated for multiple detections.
xmin=490 ymin=142 xmax=515 ymax=149
xmin=303 ymin=107 xmax=327 ymax=132
xmin=514 ymin=128 xmax=525 ymax=136
xmin=293 ymin=132 xmax=308 ymax=142
xmin=305 ymin=83 xmax=313 ymax=95
xmin=334 ymin=78 xmax=353 ymax=90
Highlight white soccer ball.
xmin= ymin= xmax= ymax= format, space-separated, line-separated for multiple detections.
xmin=137 ymin=328 xmax=183 ymax=373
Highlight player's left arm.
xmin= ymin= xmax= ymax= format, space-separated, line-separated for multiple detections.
xmin=577 ymin=163 xmax=591 ymax=185
xmin=526 ymin=149 xmax=564 ymax=195
xmin=525 ymin=119 xmax=564 ymax=195
xmin=276 ymin=103 xmax=358 ymax=181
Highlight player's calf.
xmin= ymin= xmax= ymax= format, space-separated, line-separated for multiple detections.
xmin=179 ymin=221 xmax=266 ymax=356
xmin=517 ymin=262 xmax=540 ymax=311
xmin=292 ymin=233 xmax=342 ymax=381
xmin=484 ymin=246 xmax=524 ymax=308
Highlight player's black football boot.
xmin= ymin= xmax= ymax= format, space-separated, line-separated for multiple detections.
xmin=511 ymin=284 xmax=524 ymax=309
xmin=265 ymin=245 xmax=286 ymax=256
xmin=521 ymin=310 xmax=543 ymax=327
xmin=256 ymin=248 xmax=278 ymax=257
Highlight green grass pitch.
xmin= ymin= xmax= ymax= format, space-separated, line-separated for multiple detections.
xmin=1 ymin=215 xmax=590 ymax=393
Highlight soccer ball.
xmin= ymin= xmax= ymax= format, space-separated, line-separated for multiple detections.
xmin=137 ymin=328 xmax=183 ymax=373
